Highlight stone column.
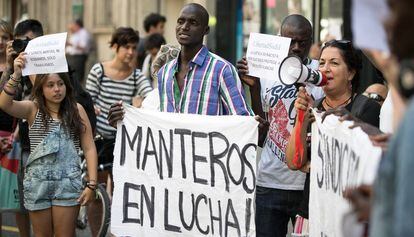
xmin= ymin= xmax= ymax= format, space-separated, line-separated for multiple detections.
xmin=0 ymin=0 xmax=12 ymax=22
xmin=27 ymin=0 xmax=72 ymax=34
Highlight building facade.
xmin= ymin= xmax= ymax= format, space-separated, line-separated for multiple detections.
xmin=1 ymin=0 xmax=209 ymax=62
xmin=2 ymin=0 xmax=352 ymax=62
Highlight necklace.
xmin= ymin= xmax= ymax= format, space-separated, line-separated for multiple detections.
xmin=47 ymin=107 xmax=59 ymax=114
xmin=324 ymin=95 xmax=353 ymax=109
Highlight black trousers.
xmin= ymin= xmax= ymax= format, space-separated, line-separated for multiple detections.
xmin=66 ymin=54 xmax=88 ymax=85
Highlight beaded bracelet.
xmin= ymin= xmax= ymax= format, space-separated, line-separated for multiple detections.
xmin=86 ymin=184 xmax=97 ymax=191
xmin=6 ymin=81 xmax=18 ymax=89
xmin=9 ymin=74 xmax=21 ymax=83
xmin=86 ymin=182 xmax=97 ymax=191
xmin=7 ymin=75 xmax=20 ymax=89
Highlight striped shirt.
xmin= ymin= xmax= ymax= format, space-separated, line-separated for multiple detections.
xmin=29 ymin=110 xmax=80 ymax=152
xmin=86 ymin=63 xmax=152 ymax=138
xmin=157 ymin=46 xmax=253 ymax=115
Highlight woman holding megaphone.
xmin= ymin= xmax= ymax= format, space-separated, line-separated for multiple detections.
xmin=292 ymin=39 xmax=381 ymax=123
xmin=285 ymin=39 xmax=381 ymax=235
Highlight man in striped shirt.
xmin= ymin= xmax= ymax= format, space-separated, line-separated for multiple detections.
xmin=158 ymin=3 xmax=252 ymax=115
xmin=108 ymin=3 xmax=254 ymax=124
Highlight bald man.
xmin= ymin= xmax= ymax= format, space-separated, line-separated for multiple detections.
xmin=108 ymin=3 xmax=253 ymax=124
xmin=156 ymin=3 xmax=253 ymax=115
xmin=364 ymin=83 xmax=388 ymax=105
xmin=237 ymin=14 xmax=324 ymax=237
xmin=109 ymin=3 xmax=252 ymax=121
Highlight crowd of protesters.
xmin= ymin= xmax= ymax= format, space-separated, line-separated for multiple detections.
xmin=1 ymin=0 xmax=414 ymax=236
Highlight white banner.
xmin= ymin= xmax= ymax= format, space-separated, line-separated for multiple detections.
xmin=310 ymin=111 xmax=382 ymax=237
xmin=111 ymin=105 xmax=258 ymax=237
xmin=246 ymin=33 xmax=291 ymax=82
xmin=22 ymin=32 xmax=68 ymax=76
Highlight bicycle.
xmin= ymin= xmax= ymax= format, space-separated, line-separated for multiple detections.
xmin=77 ymin=152 xmax=112 ymax=237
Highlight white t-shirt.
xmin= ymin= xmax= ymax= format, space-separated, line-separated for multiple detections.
xmin=257 ymin=59 xmax=324 ymax=190
xmin=142 ymin=54 xmax=152 ymax=79
xmin=141 ymin=89 xmax=160 ymax=111
xmin=66 ymin=28 xmax=91 ymax=55
xmin=379 ymin=90 xmax=393 ymax=133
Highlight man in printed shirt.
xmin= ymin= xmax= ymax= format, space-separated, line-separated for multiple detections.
xmin=238 ymin=14 xmax=324 ymax=237
xmin=108 ymin=3 xmax=253 ymax=122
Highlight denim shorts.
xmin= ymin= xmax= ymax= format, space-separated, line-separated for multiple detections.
xmin=24 ymin=124 xmax=83 ymax=211
xmin=23 ymin=159 xmax=82 ymax=211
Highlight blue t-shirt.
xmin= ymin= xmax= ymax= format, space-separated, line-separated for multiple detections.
xmin=370 ymin=98 xmax=414 ymax=236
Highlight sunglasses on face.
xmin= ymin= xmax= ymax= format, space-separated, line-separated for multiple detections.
xmin=363 ymin=92 xmax=385 ymax=102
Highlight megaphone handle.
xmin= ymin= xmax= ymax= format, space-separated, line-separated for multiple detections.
xmin=292 ymin=109 xmax=305 ymax=169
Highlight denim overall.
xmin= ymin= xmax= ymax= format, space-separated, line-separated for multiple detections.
xmin=23 ymin=125 xmax=82 ymax=211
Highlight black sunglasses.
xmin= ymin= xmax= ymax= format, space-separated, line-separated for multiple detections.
xmin=322 ymin=39 xmax=352 ymax=49
xmin=363 ymin=92 xmax=385 ymax=102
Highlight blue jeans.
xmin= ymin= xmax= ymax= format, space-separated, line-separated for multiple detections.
xmin=255 ymin=186 xmax=303 ymax=237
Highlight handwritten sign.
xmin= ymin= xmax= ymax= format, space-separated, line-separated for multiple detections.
xmin=22 ymin=32 xmax=68 ymax=76
xmin=309 ymin=110 xmax=382 ymax=237
xmin=111 ymin=105 xmax=258 ymax=237
xmin=246 ymin=33 xmax=291 ymax=81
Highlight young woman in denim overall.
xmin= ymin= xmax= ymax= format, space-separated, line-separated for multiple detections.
xmin=0 ymin=52 xmax=98 ymax=237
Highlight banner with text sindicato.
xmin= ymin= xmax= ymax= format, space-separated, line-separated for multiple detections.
xmin=111 ymin=105 xmax=258 ymax=237
xmin=310 ymin=110 xmax=382 ymax=237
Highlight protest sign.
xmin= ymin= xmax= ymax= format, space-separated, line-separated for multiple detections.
xmin=111 ymin=105 xmax=258 ymax=237
xmin=245 ymin=33 xmax=291 ymax=82
xmin=309 ymin=111 xmax=382 ymax=237
xmin=22 ymin=32 xmax=68 ymax=76
xmin=352 ymin=0 xmax=390 ymax=53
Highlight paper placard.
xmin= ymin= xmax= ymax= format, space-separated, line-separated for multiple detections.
xmin=246 ymin=33 xmax=291 ymax=81
xmin=22 ymin=32 xmax=68 ymax=76
xmin=352 ymin=0 xmax=390 ymax=53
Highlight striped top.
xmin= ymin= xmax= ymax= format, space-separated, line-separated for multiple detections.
xmin=29 ymin=110 xmax=80 ymax=152
xmin=86 ymin=63 xmax=152 ymax=138
xmin=157 ymin=46 xmax=253 ymax=115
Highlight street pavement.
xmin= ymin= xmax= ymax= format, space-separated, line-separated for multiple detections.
xmin=1 ymin=213 xmax=18 ymax=237
xmin=1 ymin=212 xmax=92 ymax=237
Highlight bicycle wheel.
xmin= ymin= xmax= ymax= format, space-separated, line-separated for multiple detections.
xmin=96 ymin=184 xmax=111 ymax=237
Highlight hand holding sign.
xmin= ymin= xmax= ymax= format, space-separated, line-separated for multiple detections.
xmin=22 ymin=32 xmax=68 ymax=76
xmin=236 ymin=56 xmax=261 ymax=88
xmin=12 ymin=53 xmax=27 ymax=78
